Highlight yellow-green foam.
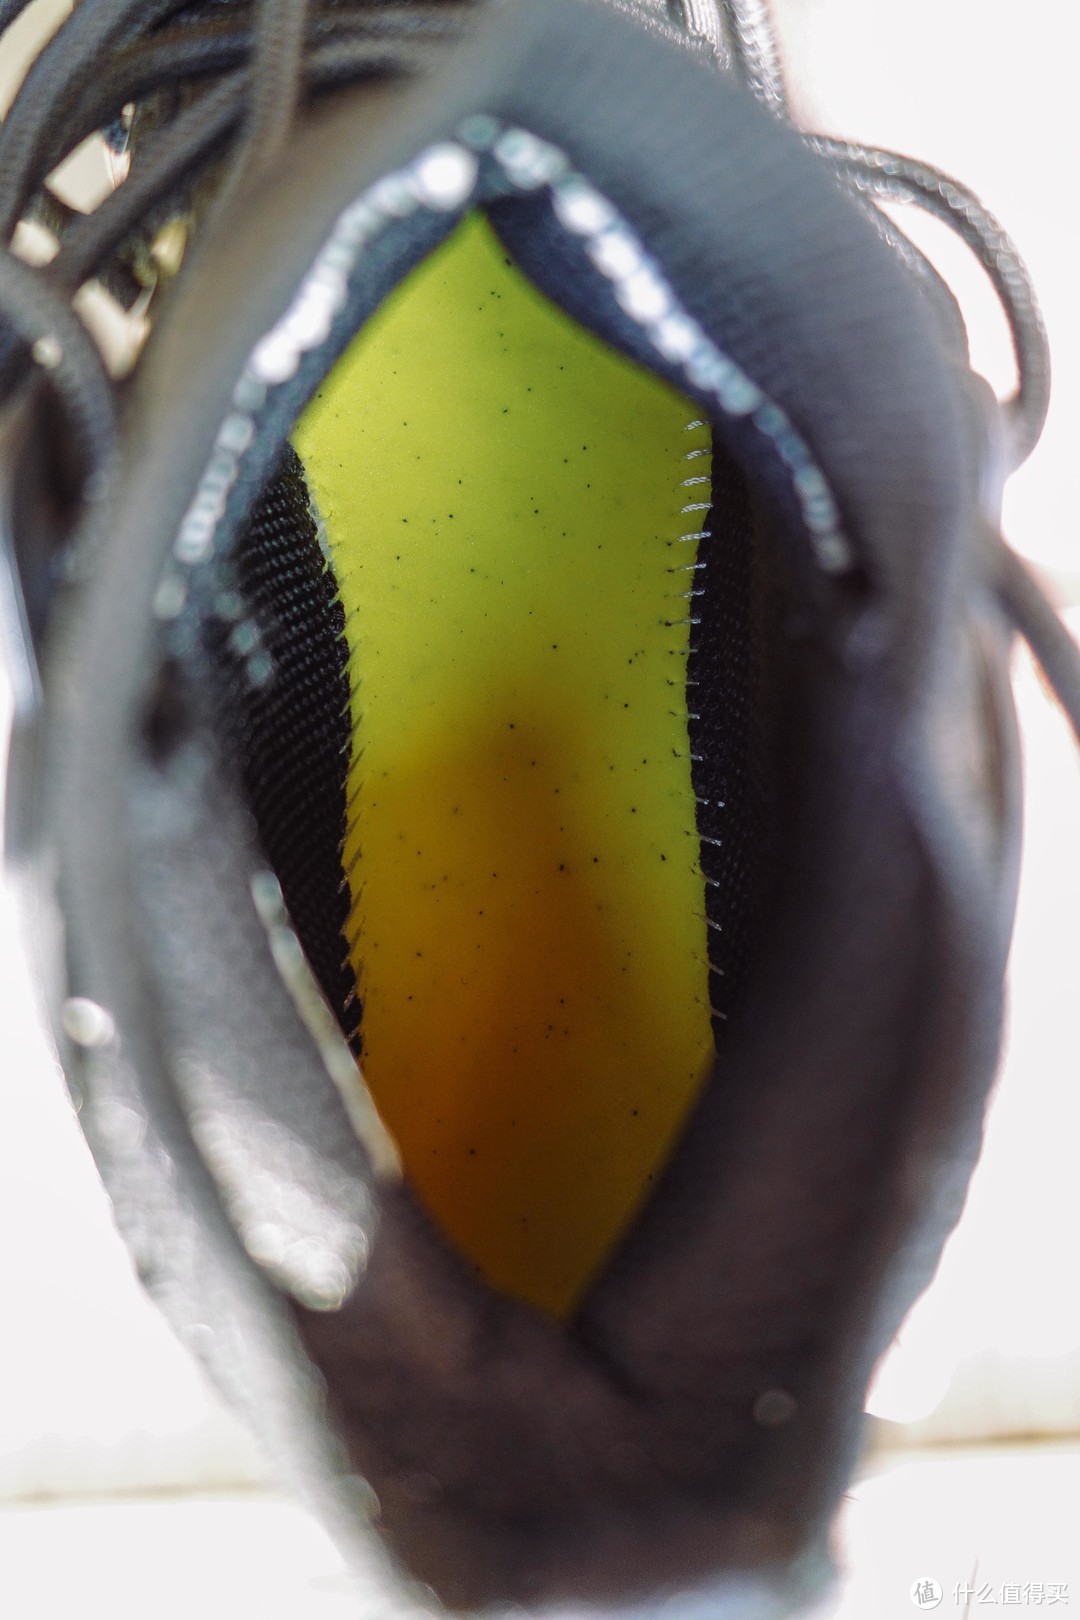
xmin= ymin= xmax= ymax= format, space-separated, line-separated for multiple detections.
xmin=294 ymin=212 xmax=713 ymax=1318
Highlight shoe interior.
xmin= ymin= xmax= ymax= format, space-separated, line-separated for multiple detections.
xmin=227 ymin=208 xmax=770 ymax=1321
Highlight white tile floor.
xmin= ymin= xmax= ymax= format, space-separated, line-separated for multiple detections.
xmin=1 ymin=1443 xmax=1077 ymax=1620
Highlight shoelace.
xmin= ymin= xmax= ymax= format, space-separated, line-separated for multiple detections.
xmin=0 ymin=0 xmax=1075 ymax=745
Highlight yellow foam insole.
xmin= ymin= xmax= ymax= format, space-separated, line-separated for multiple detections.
xmin=294 ymin=212 xmax=714 ymax=1318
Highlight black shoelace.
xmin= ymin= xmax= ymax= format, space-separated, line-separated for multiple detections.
xmin=0 ymin=0 xmax=1075 ymax=742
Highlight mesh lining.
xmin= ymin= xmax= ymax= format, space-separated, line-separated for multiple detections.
xmin=210 ymin=444 xmax=360 ymax=1047
xmin=209 ymin=438 xmax=768 ymax=1059
xmin=688 ymin=448 xmax=769 ymax=1031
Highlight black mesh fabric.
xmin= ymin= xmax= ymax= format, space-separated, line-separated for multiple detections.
xmin=688 ymin=447 xmax=769 ymax=1033
xmin=209 ymin=444 xmax=360 ymax=1047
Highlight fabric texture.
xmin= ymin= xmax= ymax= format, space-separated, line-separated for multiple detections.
xmin=210 ymin=444 xmax=360 ymax=1047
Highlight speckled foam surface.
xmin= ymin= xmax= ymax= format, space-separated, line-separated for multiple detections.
xmin=294 ymin=212 xmax=713 ymax=1317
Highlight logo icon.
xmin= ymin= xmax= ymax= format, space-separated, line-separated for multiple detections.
xmin=910 ymin=1578 xmax=943 ymax=1610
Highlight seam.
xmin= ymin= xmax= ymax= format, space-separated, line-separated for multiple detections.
xmin=159 ymin=120 xmax=852 ymax=656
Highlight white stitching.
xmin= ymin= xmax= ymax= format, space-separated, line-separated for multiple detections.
xmin=169 ymin=121 xmax=852 ymax=631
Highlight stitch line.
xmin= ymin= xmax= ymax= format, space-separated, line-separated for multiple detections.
xmin=167 ymin=123 xmax=852 ymax=630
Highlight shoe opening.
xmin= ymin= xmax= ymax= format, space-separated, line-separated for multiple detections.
xmin=217 ymin=206 xmax=773 ymax=1321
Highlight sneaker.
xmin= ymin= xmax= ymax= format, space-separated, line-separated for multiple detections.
xmin=1 ymin=0 xmax=1075 ymax=1612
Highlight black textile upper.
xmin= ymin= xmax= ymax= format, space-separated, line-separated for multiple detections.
xmin=212 ymin=444 xmax=359 ymax=1048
